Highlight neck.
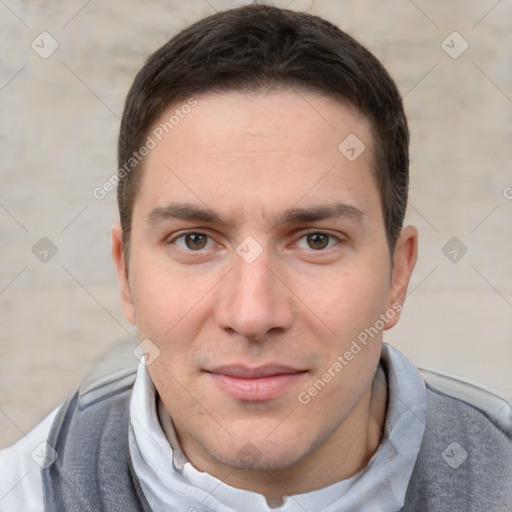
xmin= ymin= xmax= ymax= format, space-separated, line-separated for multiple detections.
xmin=165 ymin=368 xmax=388 ymax=500
xmin=232 ymin=369 xmax=387 ymax=499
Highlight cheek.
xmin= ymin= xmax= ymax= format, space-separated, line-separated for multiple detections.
xmin=294 ymin=265 xmax=388 ymax=419
xmin=129 ymin=256 xmax=211 ymax=346
xmin=294 ymin=261 xmax=391 ymax=341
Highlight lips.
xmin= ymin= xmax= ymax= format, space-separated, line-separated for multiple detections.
xmin=205 ymin=364 xmax=307 ymax=401
xmin=210 ymin=364 xmax=303 ymax=379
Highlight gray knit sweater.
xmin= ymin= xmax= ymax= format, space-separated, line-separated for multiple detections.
xmin=41 ymin=372 xmax=512 ymax=511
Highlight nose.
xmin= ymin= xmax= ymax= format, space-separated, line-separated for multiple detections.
xmin=214 ymin=249 xmax=294 ymax=341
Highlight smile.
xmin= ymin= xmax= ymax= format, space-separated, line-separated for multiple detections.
xmin=205 ymin=365 xmax=308 ymax=401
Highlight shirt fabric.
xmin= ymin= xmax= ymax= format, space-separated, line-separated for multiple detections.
xmin=0 ymin=343 xmax=427 ymax=511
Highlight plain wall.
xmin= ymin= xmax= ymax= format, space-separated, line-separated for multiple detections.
xmin=1 ymin=0 xmax=511 ymax=448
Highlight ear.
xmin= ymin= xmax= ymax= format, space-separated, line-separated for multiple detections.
xmin=111 ymin=222 xmax=136 ymax=325
xmin=384 ymin=225 xmax=418 ymax=330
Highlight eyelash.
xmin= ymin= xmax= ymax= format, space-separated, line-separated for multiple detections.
xmin=294 ymin=230 xmax=344 ymax=251
xmin=167 ymin=230 xmax=217 ymax=252
xmin=167 ymin=229 xmax=345 ymax=253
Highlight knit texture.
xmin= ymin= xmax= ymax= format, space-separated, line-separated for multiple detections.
xmin=43 ymin=374 xmax=512 ymax=511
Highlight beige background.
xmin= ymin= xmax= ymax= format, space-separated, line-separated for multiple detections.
xmin=1 ymin=0 xmax=511 ymax=449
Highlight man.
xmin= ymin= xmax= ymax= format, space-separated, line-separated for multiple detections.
xmin=1 ymin=4 xmax=510 ymax=511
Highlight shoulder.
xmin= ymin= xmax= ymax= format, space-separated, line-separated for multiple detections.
xmin=0 ymin=407 xmax=59 ymax=512
xmin=403 ymin=384 xmax=512 ymax=511
xmin=423 ymin=385 xmax=512 ymax=467
xmin=0 ymin=343 xmax=138 ymax=512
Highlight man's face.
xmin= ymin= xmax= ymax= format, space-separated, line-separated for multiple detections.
xmin=113 ymin=90 xmax=415 ymax=475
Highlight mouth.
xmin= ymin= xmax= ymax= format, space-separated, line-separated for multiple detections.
xmin=204 ymin=364 xmax=308 ymax=401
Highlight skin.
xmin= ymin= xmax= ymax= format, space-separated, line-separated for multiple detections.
xmin=112 ymin=90 xmax=417 ymax=499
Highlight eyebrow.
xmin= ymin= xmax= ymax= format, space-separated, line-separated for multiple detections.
xmin=146 ymin=202 xmax=364 ymax=227
xmin=278 ymin=203 xmax=364 ymax=224
xmin=147 ymin=204 xmax=223 ymax=225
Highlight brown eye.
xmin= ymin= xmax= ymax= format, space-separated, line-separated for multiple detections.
xmin=306 ymin=233 xmax=330 ymax=250
xmin=183 ymin=233 xmax=209 ymax=250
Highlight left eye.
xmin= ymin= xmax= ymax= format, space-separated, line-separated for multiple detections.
xmin=174 ymin=232 xmax=213 ymax=251
xmin=296 ymin=232 xmax=339 ymax=251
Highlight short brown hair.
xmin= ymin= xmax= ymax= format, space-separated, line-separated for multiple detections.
xmin=117 ymin=4 xmax=409 ymax=257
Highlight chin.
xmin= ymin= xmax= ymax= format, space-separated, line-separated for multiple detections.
xmin=203 ymin=430 xmax=319 ymax=472
xmin=219 ymin=446 xmax=304 ymax=472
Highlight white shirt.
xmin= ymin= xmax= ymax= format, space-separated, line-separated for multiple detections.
xmin=0 ymin=343 xmax=427 ymax=511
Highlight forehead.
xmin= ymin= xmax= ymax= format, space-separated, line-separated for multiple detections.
xmin=134 ymin=90 xmax=379 ymax=222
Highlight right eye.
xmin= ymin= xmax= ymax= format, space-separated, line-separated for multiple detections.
xmin=173 ymin=232 xmax=214 ymax=251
